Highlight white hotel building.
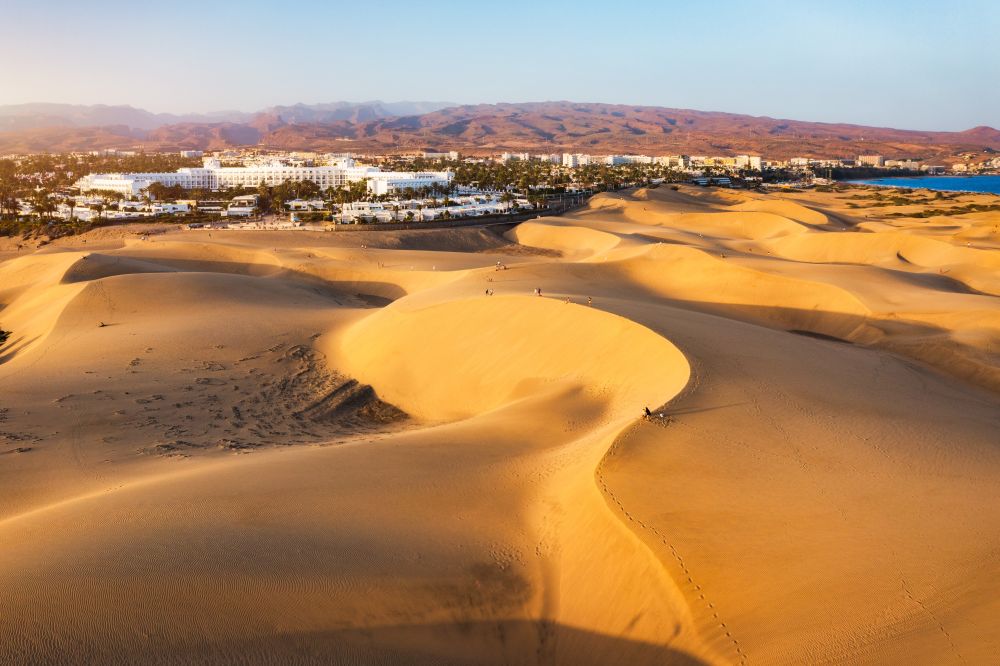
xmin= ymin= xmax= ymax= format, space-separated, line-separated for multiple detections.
xmin=75 ymin=157 xmax=453 ymax=197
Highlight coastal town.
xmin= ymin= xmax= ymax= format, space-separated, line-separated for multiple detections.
xmin=2 ymin=146 xmax=999 ymax=233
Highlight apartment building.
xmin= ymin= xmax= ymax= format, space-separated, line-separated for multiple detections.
xmin=75 ymin=157 xmax=453 ymax=197
xmin=857 ymin=154 xmax=885 ymax=167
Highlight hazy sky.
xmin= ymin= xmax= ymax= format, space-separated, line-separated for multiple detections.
xmin=2 ymin=0 xmax=998 ymax=130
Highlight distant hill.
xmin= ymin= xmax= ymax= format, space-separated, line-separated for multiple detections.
xmin=0 ymin=100 xmax=453 ymax=133
xmin=260 ymin=101 xmax=455 ymax=125
xmin=0 ymin=103 xmax=252 ymax=132
xmin=0 ymin=101 xmax=997 ymax=162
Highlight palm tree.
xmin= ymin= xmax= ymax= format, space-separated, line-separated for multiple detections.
xmin=0 ymin=192 xmax=18 ymax=219
xmin=0 ymin=172 xmax=18 ymax=219
xmin=30 ymin=191 xmax=56 ymax=221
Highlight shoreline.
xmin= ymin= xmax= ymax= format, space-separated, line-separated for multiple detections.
xmin=847 ymin=174 xmax=1000 ymax=195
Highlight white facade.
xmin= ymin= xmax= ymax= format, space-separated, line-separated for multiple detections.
xmin=150 ymin=202 xmax=191 ymax=214
xmin=562 ymin=153 xmax=592 ymax=167
xmin=734 ymin=155 xmax=763 ymax=170
xmin=422 ymin=151 xmax=460 ymax=160
xmin=654 ymin=155 xmax=690 ymax=169
xmin=857 ymin=154 xmax=885 ymax=167
xmin=338 ymin=194 xmax=512 ymax=223
xmin=606 ymin=155 xmax=653 ymax=165
xmin=367 ymin=171 xmax=455 ymax=196
xmin=76 ymin=157 xmax=452 ymax=197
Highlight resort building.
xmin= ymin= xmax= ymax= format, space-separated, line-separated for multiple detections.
xmin=422 ymin=151 xmax=460 ymax=160
xmin=562 ymin=153 xmax=592 ymax=168
xmin=857 ymin=154 xmax=885 ymax=167
xmin=654 ymin=155 xmax=690 ymax=169
xmin=604 ymin=155 xmax=654 ymax=165
xmin=75 ymin=157 xmax=453 ymax=197
xmin=734 ymin=155 xmax=763 ymax=171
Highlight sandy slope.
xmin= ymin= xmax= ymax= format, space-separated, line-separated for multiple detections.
xmin=1 ymin=185 xmax=998 ymax=665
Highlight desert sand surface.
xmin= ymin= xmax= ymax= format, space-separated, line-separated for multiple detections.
xmin=1 ymin=184 xmax=998 ymax=665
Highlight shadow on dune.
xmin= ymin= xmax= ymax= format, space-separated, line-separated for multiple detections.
xmin=626 ymin=297 xmax=1000 ymax=393
xmin=758 ymin=251 xmax=990 ymax=297
xmin=59 ymin=254 xmax=407 ymax=305
xmin=20 ymin=621 xmax=706 ymax=666
xmin=0 ymin=334 xmax=39 ymax=365
xmin=882 ymin=263 xmax=989 ymax=295
xmin=61 ymin=255 xmax=281 ymax=282
xmin=666 ymin=401 xmax=749 ymax=416
xmin=339 ymin=224 xmax=526 ymax=253
xmin=625 ymin=233 xmax=692 ymax=246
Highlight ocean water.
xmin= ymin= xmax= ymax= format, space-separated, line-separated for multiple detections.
xmin=849 ymin=175 xmax=1000 ymax=195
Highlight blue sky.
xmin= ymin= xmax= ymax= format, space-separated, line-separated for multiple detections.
xmin=2 ymin=0 xmax=998 ymax=130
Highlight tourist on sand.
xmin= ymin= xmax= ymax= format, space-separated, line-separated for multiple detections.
xmin=644 ymin=406 xmax=652 ymax=418
xmin=587 ymin=296 xmax=593 ymax=306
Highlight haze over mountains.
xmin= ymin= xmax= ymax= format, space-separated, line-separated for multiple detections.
xmin=1 ymin=100 xmax=999 ymax=161
xmin=0 ymin=101 xmax=454 ymax=131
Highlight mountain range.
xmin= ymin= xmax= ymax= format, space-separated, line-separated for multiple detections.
xmin=0 ymin=101 xmax=453 ymax=132
xmin=1 ymin=101 xmax=998 ymax=162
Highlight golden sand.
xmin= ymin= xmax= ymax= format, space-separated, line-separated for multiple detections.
xmin=1 ymin=185 xmax=998 ymax=664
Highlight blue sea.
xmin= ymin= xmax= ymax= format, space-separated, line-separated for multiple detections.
xmin=849 ymin=175 xmax=1000 ymax=195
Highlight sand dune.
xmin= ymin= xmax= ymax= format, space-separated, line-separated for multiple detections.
xmin=1 ymin=185 xmax=998 ymax=664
